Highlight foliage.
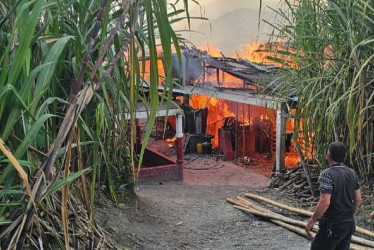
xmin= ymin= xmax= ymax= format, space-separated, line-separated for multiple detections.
xmin=0 ymin=0 xmax=192 ymax=248
xmin=265 ymin=0 xmax=374 ymax=174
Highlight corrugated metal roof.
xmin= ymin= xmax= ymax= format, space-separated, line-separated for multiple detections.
xmin=184 ymin=48 xmax=298 ymax=100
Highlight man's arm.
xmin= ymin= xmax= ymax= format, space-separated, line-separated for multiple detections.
xmin=354 ymin=189 xmax=362 ymax=213
xmin=305 ymin=193 xmax=331 ymax=236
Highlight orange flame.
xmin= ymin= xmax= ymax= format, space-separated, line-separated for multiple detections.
xmin=190 ymin=94 xmax=277 ymax=148
xmin=190 ymin=95 xmax=235 ymax=147
xmin=141 ymin=57 xmax=165 ymax=83
xmin=198 ymin=45 xmax=222 ymax=57
xmin=237 ymin=43 xmax=275 ymax=64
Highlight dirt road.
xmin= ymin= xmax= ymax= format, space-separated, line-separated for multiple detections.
xmin=97 ymin=158 xmax=311 ymax=249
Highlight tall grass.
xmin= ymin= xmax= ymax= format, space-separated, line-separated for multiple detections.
xmin=265 ymin=0 xmax=374 ymax=174
xmin=0 ymin=0 xmax=192 ymax=248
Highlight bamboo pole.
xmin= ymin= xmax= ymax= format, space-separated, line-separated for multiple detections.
xmin=229 ymin=197 xmax=318 ymax=231
xmin=233 ymin=205 xmax=311 ymax=229
xmin=270 ymin=220 xmax=370 ymax=250
xmin=231 ymin=199 xmax=374 ymax=248
xmin=244 ymin=192 xmax=374 ymax=238
xmin=228 ymin=197 xmax=374 ymax=249
xmin=245 ymin=193 xmax=313 ymax=216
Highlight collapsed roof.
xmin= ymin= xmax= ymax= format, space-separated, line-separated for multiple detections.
xmin=175 ymin=48 xmax=298 ymax=103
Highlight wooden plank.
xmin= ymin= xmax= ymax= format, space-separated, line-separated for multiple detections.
xmin=124 ymin=108 xmax=180 ymax=119
xmin=123 ymin=102 xmax=181 ymax=120
xmin=186 ymin=85 xmax=285 ymax=109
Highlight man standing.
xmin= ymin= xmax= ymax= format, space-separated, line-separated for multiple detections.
xmin=305 ymin=142 xmax=362 ymax=250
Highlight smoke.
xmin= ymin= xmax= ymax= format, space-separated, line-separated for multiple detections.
xmin=173 ymin=0 xmax=281 ymax=54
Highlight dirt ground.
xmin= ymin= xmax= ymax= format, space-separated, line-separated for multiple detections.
xmin=96 ymin=139 xmax=374 ymax=250
xmin=97 ymin=156 xmax=312 ymax=249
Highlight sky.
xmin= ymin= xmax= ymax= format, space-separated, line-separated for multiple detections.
xmin=185 ymin=0 xmax=279 ymax=20
xmin=173 ymin=0 xmax=281 ymax=55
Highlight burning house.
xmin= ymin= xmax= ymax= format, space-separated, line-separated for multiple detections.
xmin=164 ymin=47 xmax=299 ymax=172
xmin=132 ymin=45 xmax=300 ymax=181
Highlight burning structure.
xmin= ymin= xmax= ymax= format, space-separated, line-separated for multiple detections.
xmin=162 ymin=47 xmax=299 ymax=172
xmin=132 ymin=45 xmax=300 ymax=181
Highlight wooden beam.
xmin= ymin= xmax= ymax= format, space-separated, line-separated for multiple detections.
xmin=186 ymin=86 xmax=285 ymax=109
xmin=124 ymin=108 xmax=180 ymax=120
xmin=275 ymin=103 xmax=287 ymax=171
xmin=123 ymin=102 xmax=181 ymax=120
xmin=216 ymin=68 xmax=220 ymax=86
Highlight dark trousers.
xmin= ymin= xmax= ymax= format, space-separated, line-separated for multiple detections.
xmin=311 ymin=218 xmax=355 ymax=250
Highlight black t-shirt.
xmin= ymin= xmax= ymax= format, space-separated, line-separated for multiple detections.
xmin=318 ymin=164 xmax=360 ymax=223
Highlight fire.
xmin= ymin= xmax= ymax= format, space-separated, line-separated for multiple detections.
xmin=198 ymin=44 xmax=222 ymax=57
xmin=201 ymin=43 xmax=278 ymax=65
xmin=202 ymin=70 xmax=244 ymax=88
xmin=139 ymin=41 xmax=296 ymax=86
xmin=140 ymin=42 xmax=290 ymax=85
xmin=198 ymin=43 xmax=286 ymax=88
xmin=165 ymin=137 xmax=177 ymax=148
xmin=237 ymin=43 xmax=275 ymax=64
xmin=190 ymin=95 xmax=235 ymax=147
xmin=190 ymin=94 xmax=278 ymax=149
xmin=285 ymin=153 xmax=300 ymax=167
xmin=165 ymin=137 xmax=176 ymax=142
xmin=191 ymin=92 xmax=304 ymax=168
xmin=200 ymin=43 xmax=273 ymax=64
xmin=220 ymin=72 xmax=244 ymax=88
xmin=140 ymin=45 xmax=179 ymax=84
xmin=141 ymin=57 xmax=165 ymax=83
xmin=260 ymin=114 xmax=269 ymax=121
xmin=138 ymin=43 xmax=302 ymax=169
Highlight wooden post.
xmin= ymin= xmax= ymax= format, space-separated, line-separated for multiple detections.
xmin=202 ymin=62 xmax=206 ymax=83
xmin=216 ymin=68 xmax=220 ymax=86
xmin=183 ymin=95 xmax=189 ymax=105
xmin=136 ymin=118 xmax=142 ymax=145
xmin=176 ymin=114 xmax=184 ymax=179
xmin=275 ymin=103 xmax=287 ymax=171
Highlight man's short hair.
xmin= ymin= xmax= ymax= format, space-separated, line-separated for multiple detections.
xmin=328 ymin=142 xmax=347 ymax=163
